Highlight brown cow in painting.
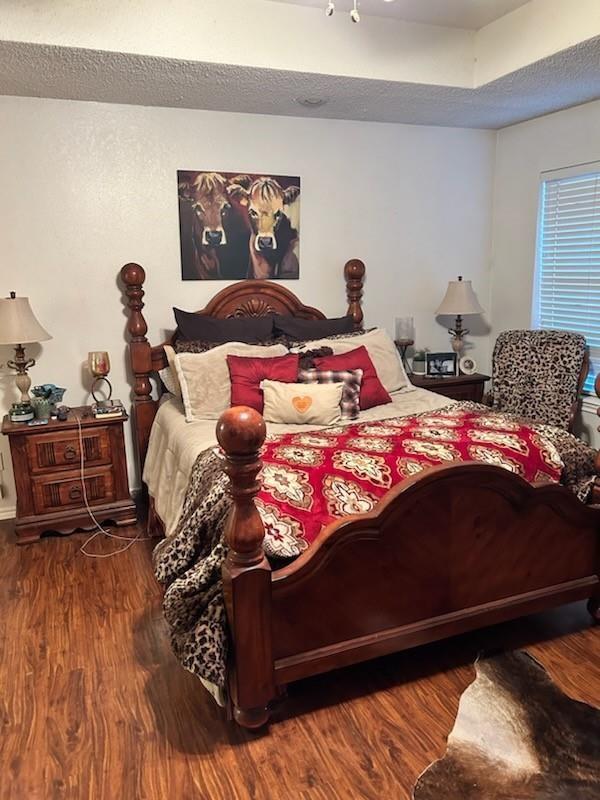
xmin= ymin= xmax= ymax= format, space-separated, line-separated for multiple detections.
xmin=178 ymin=172 xmax=248 ymax=280
xmin=227 ymin=176 xmax=300 ymax=280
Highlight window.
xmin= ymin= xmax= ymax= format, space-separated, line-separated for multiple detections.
xmin=532 ymin=163 xmax=600 ymax=393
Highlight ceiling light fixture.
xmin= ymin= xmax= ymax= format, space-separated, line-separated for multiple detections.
xmin=297 ymin=97 xmax=328 ymax=107
xmin=325 ymin=0 xmax=396 ymax=23
xmin=325 ymin=0 xmax=360 ymax=23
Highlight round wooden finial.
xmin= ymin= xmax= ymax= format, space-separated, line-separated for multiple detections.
xmin=121 ymin=262 xmax=146 ymax=286
xmin=217 ymin=406 xmax=267 ymax=455
xmin=344 ymin=259 xmax=365 ymax=281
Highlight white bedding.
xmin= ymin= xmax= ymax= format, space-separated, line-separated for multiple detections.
xmin=144 ymin=386 xmax=457 ymax=538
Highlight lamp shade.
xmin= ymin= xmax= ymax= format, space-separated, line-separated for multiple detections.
xmin=436 ymin=277 xmax=484 ymax=316
xmin=0 ymin=294 xmax=52 ymax=345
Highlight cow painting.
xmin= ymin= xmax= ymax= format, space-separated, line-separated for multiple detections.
xmin=177 ymin=170 xmax=300 ymax=280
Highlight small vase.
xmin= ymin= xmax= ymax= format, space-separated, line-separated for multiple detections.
xmin=31 ymin=397 xmax=52 ymax=420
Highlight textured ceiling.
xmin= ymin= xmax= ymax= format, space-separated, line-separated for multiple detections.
xmin=1 ymin=37 xmax=600 ymax=129
xmin=267 ymin=0 xmax=530 ymax=29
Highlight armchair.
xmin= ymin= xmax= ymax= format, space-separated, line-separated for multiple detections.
xmin=488 ymin=329 xmax=588 ymax=431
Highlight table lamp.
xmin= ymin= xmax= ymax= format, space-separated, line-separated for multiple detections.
xmin=435 ymin=276 xmax=484 ymax=354
xmin=0 ymin=292 xmax=52 ymax=402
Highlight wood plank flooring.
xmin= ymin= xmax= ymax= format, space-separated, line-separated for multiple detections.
xmin=1 ymin=519 xmax=598 ymax=800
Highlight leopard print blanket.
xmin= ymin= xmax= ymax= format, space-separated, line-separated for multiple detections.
xmin=152 ymin=403 xmax=598 ymax=690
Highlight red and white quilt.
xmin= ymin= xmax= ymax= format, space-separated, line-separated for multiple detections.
xmin=256 ymin=407 xmax=563 ymax=557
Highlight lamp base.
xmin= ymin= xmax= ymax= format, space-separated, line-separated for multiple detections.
xmin=449 ymin=315 xmax=469 ymax=356
xmin=7 ymin=344 xmax=35 ymax=403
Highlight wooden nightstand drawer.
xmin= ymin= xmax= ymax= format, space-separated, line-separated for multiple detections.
xmin=31 ymin=466 xmax=116 ymax=515
xmin=26 ymin=428 xmax=112 ymax=474
xmin=410 ymin=373 xmax=490 ymax=403
xmin=437 ymin=383 xmax=481 ymax=401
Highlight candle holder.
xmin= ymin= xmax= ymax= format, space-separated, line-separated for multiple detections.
xmin=88 ymin=351 xmax=112 ymax=403
xmin=395 ymin=317 xmax=415 ymax=372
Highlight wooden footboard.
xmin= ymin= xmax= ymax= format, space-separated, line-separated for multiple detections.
xmin=271 ymin=464 xmax=600 ymax=683
xmin=217 ymin=407 xmax=600 ymax=728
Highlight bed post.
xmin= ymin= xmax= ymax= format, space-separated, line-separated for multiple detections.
xmin=120 ymin=263 xmax=157 ymax=475
xmin=344 ymin=258 xmax=365 ymax=328
xmin=216 ymin=406 xmax=276 ymax=728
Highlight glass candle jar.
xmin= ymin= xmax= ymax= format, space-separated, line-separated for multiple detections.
xmin=88 ymin=351 xmax=111 ymax=378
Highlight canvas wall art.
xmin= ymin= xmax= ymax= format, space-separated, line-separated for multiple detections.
xmin=177 ymin=171 xmax=301 ymax=281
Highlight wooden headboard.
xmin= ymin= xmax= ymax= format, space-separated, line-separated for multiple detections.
xmin=120 ymin=260 xmax=366 ymax=473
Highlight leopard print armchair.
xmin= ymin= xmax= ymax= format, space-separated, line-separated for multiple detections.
xmin=490 ymin=330 xmax=588 ymax=431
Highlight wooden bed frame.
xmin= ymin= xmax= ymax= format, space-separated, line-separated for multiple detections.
xmin=120 ymin=261 xmax=600 ymax=729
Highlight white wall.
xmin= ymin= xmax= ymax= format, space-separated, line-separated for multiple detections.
xmin=491 ymin=97 xmax=600 ymax=447
xmin=0 ymin=95 xmax=496 ymax=515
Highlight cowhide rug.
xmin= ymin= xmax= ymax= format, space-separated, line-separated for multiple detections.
xmin=413 ymin=651 xmax=600 ymax=800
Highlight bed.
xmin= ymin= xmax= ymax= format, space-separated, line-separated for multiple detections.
xmin=120 ymin=259 xmax=600 ymax=729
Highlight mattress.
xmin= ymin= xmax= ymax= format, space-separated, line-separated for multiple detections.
xmin=143 ymin=387 xmax=458 ymax=538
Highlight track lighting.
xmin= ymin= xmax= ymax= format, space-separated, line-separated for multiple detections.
xmin=324 ymin=0 xmax=361 ymax=23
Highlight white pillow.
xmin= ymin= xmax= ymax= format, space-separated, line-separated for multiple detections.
xmin=174 ymin=342 xmax=287 ymax=421
xmin=159 ymin=345 xmax=182 ymax=397
xmin=296 ymin=328 xmax=409 ymax=393
xmin=261 ymin=380 xmax=343 ymax=425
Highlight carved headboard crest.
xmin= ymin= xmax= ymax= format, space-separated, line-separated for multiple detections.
xmin=228 ymin=298 xmax=276 ymax=318
xmin=199 ymin=279 xmax=327 ymax=322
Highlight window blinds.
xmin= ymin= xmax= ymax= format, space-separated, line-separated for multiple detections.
xmin=533 ymin=168 xmax=600 ymax=393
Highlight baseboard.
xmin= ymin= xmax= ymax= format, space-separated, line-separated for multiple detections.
xmin=0 ymin=505 xmax=16 ymax=521
xmin=0 ymin=490 xmax=140 ymax=523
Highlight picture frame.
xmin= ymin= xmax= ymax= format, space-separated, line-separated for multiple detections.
xmin=177 ymin=170 xmax=300 ymax=281
xmin=459 ymin=355 xmax=477 ymax=375
xmin=426 ymin=351 xmax=458 ymax=378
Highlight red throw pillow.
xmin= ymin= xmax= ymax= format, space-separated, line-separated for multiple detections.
xmin=227 ymin=353 xmax=300 ymax=412
xmin=313 ymin=346 xmax=391 ymax=410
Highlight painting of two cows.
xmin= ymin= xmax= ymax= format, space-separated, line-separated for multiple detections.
xmin=177 ymin=170 xmax=301 ymax=280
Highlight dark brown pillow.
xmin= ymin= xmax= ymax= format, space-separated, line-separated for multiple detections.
xmin=173 ymin=308 xmax=274 ymax=343
xmin=297 ymin=347 xmax=334 ymax=370
xmin=273 ymin=314 xmax=355 ymax=341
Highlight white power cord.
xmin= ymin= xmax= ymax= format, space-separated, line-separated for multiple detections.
xmin=73 ymin=412 xmax=148 ymax=558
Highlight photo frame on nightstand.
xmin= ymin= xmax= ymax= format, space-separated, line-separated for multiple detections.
xmin=426 ymin=351 xmax=458 ymax=378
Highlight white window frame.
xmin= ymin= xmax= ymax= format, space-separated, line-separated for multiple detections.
xmin=532 ymin=160 xmax=600 ymax=405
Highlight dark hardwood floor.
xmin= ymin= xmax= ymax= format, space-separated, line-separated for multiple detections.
xmin=0 ymin=519 xmax=598 ymax=800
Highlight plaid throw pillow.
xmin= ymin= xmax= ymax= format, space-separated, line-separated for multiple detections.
xmin=298 ymin=368 xmax=363 ymax=420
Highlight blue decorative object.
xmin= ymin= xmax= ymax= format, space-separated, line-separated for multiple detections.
xmin=32 ymin=384 xmax=66 ymax=411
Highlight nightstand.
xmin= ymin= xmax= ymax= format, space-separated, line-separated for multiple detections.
xmin=2 ymin=406 xmax=137 ymax=544
xmin=410 ymin=373 xmax=490 ymax=402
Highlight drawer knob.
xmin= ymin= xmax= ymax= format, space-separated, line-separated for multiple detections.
xmin=64 ymin=445 xmax=78 ymax=462
xmin=68 ymin=484 xmax=83 ymax=502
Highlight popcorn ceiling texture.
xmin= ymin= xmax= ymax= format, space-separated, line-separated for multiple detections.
xmin=0 ymin=37 xmax=599 ymax=129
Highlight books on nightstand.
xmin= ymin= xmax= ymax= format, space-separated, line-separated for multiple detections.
xmin=92 ymin=399 xmax=125 ymax=420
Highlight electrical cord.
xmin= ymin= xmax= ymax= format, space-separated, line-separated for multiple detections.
xmin=72 ymin=411 xmax=148 ymax=558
